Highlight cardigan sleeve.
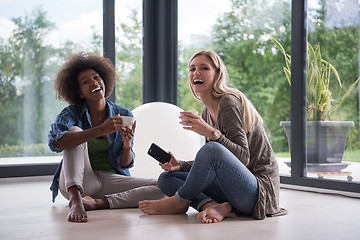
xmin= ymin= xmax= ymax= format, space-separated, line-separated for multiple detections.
xmin=179 ymin=160 xmax=193 ymax=172
xmin=215 ymin=95 xmax=251 ymax=166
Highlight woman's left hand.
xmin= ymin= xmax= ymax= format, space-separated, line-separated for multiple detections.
xmin=179 ymin=112 xmax=213 ymax=139
xmin=120 ymin=120 xmax=136 ymax=148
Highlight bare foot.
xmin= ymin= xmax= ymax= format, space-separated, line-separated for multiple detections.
xmin=139 ymin=196 xmax=189 ymax=215
xmin=197 ymin=202 xmax=232 ymax=224
xmin=68 ymin=199 xmax=88 ymax=222
xmin=67 ymin=186 xmax=88 ymax=223
xmin=199 ymin=201 xmax=218 ymax=211
xmin=82 ymin=196 xmax=110 ymax=211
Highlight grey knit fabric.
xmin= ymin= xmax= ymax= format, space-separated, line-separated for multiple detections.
xmin=180 ymin=94 xmax=286 ymax=219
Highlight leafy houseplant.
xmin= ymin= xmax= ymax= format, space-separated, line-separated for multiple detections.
xmin=272 ymin=37 xmax=359 ymax=121
xmin=272 ymin=37 xmax=359 ymax=172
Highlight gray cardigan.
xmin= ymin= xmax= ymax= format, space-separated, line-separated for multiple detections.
xmin=179 ymin=94 xmax=286 ymax=219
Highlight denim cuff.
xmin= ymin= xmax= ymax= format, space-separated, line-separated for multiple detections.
xmin=175 ymin=191 xmax=192 ymax=204
xmin=195 ymin=198 xmax=214 ymax=212
xmin=175 ymin=191 xmax=214 ymax=211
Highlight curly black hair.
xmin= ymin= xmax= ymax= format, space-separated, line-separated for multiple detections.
xmin=54 ymin=52 xmax=116 ymax=105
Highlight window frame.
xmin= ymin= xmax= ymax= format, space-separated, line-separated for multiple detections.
xmin=280 ymin=0 xmax=360 ymax=194
xmin=0 ymin=0 xmax=115 ymax=178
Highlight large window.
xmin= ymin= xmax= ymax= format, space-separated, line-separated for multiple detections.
xmin=178 ymin=0 xmax=292 ymax=176
xmin=303 ymin=0 xmax=360 ymax=182
xmin=177 ymin=0 xmax=231 ymax=113
xmin=1 ymin=0 xmax=359 ymax=194
xmin=0 ymin=0 xmax=102 ymax=166
xmin=114 ymin=0 xmax=142 ymax=110
xmin=278 ymin=0 xmax=360 ymax=194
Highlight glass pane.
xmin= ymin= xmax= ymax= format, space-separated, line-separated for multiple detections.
xmin=0 ymin=0 xmax=102 ymax=165
xmin=306 ymin=0 xmax=360 ymax=182
xmin=114 ymin=0 xmax=142 ymax=110
xmin=178 ymin=0 xmax=292 ymax=176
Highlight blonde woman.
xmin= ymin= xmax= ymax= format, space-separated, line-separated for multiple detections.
xmin=139 ymin=50 xmax=286 ymax=223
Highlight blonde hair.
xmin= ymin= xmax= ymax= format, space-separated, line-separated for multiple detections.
xmin=188 ymin=50 xmax=263 ymax=132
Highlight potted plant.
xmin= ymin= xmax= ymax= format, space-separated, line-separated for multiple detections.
xmin=272 ymin=37 xmax=359 ymax=172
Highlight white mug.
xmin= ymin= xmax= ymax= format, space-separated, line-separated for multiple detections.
xmin=120 ymin=116 xmax=135 ymax=128
xmin=179 ymin=111 xmax=198 ymax=122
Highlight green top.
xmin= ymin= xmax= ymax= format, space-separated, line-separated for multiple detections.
xmin=89 ymin=138 xmax=116 ymax=173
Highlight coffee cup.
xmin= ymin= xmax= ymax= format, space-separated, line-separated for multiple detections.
xmin=120 ymin=116 xmax=135 ymax=128
xmin=180 ymin=111 xmax=198 ymax=116
xmin=180 ymin=111 xmax=198 ymax=122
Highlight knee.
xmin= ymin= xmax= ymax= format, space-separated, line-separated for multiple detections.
xmin=202 ymin=141 xmax=224 ymax=152
xmin=157 ymin=171 xmax=172 ymax=191
xmin=196 ymin=142 xmax=225 ymax=160
xmin=64 ymin=126 xmax=87 ymax=151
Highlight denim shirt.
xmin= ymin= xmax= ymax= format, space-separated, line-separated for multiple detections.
xmin=48 ymin=100 xmax=135 ymax=202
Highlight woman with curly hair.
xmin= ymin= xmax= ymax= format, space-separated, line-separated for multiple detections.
xmin=139 ymin=50 xmax=287 ymax=223
xmin=49 ymin=52 xmax=165 ymax=222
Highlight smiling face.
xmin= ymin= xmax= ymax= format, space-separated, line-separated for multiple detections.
xmin=77 ymin=69 xmax=106 ymax=103
xmin=188 ymin=55 xmax=218 ymax=98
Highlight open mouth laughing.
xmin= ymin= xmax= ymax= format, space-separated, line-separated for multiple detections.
xmin=92 ymin=86 xmax=102 ymax=93
xmin=193 ymin=79 xmax=204 ymax=85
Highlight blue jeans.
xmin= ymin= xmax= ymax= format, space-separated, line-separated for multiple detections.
xmin=158 ymin=142 xmax=258 ymax=215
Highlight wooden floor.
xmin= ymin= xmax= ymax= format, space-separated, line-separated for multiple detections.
xmin=0 ymin=175 xmax=359 ymax=240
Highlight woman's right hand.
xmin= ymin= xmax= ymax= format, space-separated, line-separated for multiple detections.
xmin=159 ymin=152 xmax=180 ymax=172
xmin=100 ymin=114 xmax=123 ymax=135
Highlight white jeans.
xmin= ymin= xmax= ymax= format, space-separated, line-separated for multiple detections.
xmin=59 ymin=126 xmax=165 ymax=208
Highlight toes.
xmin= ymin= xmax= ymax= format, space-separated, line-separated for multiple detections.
xmin=197 ymin=211 xmax=206 ymax=220
xmin=204 ymin=218 xmax=212 ymax=224
xmin=67 ymin=213 xmax=88 ymax=222
xmin=139 ymin=201 xmax=152 ymax=213
xmin=140 ymin=207 xmax=151 ymax=214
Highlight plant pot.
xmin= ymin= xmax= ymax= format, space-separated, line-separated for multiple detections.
xmin=280 ymin=121 xmax=354 ymax=164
